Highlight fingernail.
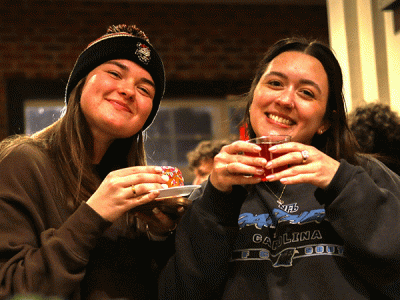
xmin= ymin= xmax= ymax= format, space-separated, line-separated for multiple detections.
xmin=152 ymin=207 xmax=161 ymax=214
xmin=256 ymin=168 xmax=265 ymax=175
xmin=161 ymin=184 xmax=168 ymax=189
xmin=161 ymin=174 xmax=170 ymax=181
xmin=254 ymin=145 xmax=261 ymax=151
xmin=177 ymin=206 xmax=185 ymax=213
xmin=258 ymin=158 xmax=267 ymax=165
xmin=269 ymin=146 xmax=277 ymax=151
xmin=280 ymin=178 xmax=288 ymax=183
xmin=266 ymin=175 xmax=274 ymax=181
xmin=266 ymin=162 xmax=272 ymax=168
xmin=155 ymin=166 xmax=163 ymax=173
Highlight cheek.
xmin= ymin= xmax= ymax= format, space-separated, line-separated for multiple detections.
xmin=79 ymin=87 xmax=92 ymax=115
xmin=141 ymin=99 xmax=153 ymax=119
xmin=299 ymin=103 xmax=327 ymax=132
xmin=80 ymin=78 xmax=99 ymax=109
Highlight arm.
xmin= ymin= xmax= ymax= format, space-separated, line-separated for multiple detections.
xmin=159 ymin=181 xmax=247 ymax=300
xmin=315 ymin=157 xmax=400 ymax=297
xmin=0 ymin=144 xmax=111 ymax=298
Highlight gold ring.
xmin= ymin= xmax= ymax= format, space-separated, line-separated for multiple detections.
xmin=169 ymin=223 xmax=178 ymax=232
xmin=131 ymin=184 xmax=137 ymax=196
xmin=301 ymin=150 xmax=310 ymax=164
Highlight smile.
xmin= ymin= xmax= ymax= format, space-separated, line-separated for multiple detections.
xmin=267 ymin=113 xmax=294 ymax=125
xmin=109 ymin=100 xmax=132 ymax=113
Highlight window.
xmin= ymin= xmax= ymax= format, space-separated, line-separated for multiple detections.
xmin=24 ymin=100 xmax=64 ymax=135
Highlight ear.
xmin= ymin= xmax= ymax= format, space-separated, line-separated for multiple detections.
xmin=317 ymin=120 xmax=331 ymax=135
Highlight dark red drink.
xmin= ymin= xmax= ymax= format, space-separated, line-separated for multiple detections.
xmin=246 ymin=135 xmax=291 ymax=181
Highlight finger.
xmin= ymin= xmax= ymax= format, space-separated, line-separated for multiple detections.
xmin=224 ymin=161 xmax=265 ymax=178
xmin=279 ymin=173 xmax=316 ymax=185
xmin=128 ymin=190 xmax=160 ymax=207
xmin=141 ymin=208 xmax=177 ymax=234
xmin=222 ymin=140 xmax=262 ymax=155
xmin=124 ymin=173 xmax=170 ymax=190
xmin=129 ymin=181 xmax=169 ymax=198
xmin=111 ymin=165 xmax=164 ymax=177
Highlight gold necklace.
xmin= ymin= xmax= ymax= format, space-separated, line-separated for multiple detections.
xmin=264 ymin=183 xmax=286 ymax=206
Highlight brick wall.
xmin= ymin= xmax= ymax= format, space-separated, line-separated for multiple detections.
xmin=0 ymin=0 xmax=328 ymax=140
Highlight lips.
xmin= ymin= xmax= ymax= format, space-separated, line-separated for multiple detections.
xmin=267 ymin=113 xmax=294 ymax=126
xmin=108 ymin=99 xmax=132 ymax=113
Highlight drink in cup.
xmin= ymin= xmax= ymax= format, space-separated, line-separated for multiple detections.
xmin=246 ymin=135 xmax=291 ymax=181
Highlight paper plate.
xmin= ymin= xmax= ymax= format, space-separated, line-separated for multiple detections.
xmin=152 ymin=185 xmax=201 ymax=200
xmin=134 ymin=185 xmax=201 ymax=219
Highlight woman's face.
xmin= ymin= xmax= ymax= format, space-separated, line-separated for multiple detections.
xmin=80 ymin=59 xmax=155 ymax=144
xmin=250 ymin=51 xmax=330 ymax=145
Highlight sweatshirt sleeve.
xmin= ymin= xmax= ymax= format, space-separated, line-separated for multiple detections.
xmin=159 ymin=180 xmax=247 ymax=300
xmin=315 ymin=157 xmax=400 ymax=296
xmin=0 ymin=144 xmax=112 ymax=298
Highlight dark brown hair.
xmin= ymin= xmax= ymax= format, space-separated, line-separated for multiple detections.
xmin=241 ymin=37 xmax=359 ymax=164
xmin=187 ymin=139 xmax=230 ymax=171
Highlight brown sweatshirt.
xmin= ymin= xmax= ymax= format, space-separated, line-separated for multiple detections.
xmin=0 ymin=143 xmax=172 ymax=300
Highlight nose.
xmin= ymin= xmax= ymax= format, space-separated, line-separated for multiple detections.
xmin=118 ymin=81 xmax=135 ymax=100
xmin=276 ymin=88 xmax=295 ymax=109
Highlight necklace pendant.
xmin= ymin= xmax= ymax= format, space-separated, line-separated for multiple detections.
xmin=277 ymin=199 xmax=284 ymax=206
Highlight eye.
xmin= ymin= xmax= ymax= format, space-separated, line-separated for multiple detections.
xmin=267 ymin=80 xmax=283 ymax=88
xmin=138 ymin=86 xmax=150 ymax=95
xmin=107 ymin=70 xmax=121 ymax=78
xmin=300 ymin=89 xmax=315 ymax=99
xmin=138 ymin=85 xmax=155 ymax=99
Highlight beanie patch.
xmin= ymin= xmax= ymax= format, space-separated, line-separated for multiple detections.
xmin=135 ymin=42 xmax=151 ymax=64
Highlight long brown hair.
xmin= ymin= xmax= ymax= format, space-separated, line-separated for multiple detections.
xmin=1 ymin=78 xmax=147 ymax=210
xmin=241 ymin=37 xmax=359 ymax=165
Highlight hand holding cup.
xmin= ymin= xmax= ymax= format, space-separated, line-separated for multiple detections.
xmin=245 ymin=135 xmax=291 ymax=181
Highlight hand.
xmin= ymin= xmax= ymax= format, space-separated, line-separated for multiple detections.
xmin=135 ymin=206 xmax=186 ymax=237
xmin=264 ymin=142 xmax=340 ymax=189
xmin=209 ymin=140 xmax=267 ymax=193
xmin=86 ymin=166 xmax=170 ymax=222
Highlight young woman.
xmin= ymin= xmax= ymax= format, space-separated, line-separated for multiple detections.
xmin=0 ymin=24 xmax=178 ymax=299
xmin=159 ymin=37 xmax=400 ymax=299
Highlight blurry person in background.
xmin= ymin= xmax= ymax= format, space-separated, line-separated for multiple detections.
xmin=0 ymin=24 xmax=180 ymax=299
xmin=349 ymin=102 xmax=400 ymax=175
xmin=187 ymin=139 xmax=230 ymax=185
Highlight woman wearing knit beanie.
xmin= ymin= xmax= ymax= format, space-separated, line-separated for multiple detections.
xmin=0 ymin=24 xmax=178 ymax=299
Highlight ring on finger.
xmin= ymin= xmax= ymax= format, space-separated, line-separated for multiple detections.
xmin=225 ymin=164 xmax=231 ymax=175
xmin=169 ymin=223 xmax=178 ymax=232
xmin=301 ymin=150 xmax=310 ymax=164
xmin=131 ymin=184 xmax=137 ymax=196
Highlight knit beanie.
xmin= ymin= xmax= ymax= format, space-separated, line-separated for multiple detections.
xmin=65 ymin=24 xmax=165 ymax=131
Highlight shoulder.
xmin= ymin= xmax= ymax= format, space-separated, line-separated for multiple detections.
xmin=0 ymin=139 xmax=56 ymax=178
xmin=1 ymin=141 xmax=50 ymax=164
xmin=356 ymin=154 xmax=400 ymax=182
xmin=0 ymin=139 xmax=63 ymax=206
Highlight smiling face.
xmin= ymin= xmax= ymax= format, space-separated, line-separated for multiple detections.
xmin=249 ymin=51 xmax=330 ymax=145
xmin=80 ymin=59 xmax=156 ymax=146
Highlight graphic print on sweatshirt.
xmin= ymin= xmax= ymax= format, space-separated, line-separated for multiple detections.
xmin=231 ymin=207 xmax=345 ymax=267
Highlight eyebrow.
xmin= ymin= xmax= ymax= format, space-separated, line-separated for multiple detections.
xmin=266 ymin=71 xmax=322 ymax=94
xmin=106 ymin=60 xmax=156 ymax=88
